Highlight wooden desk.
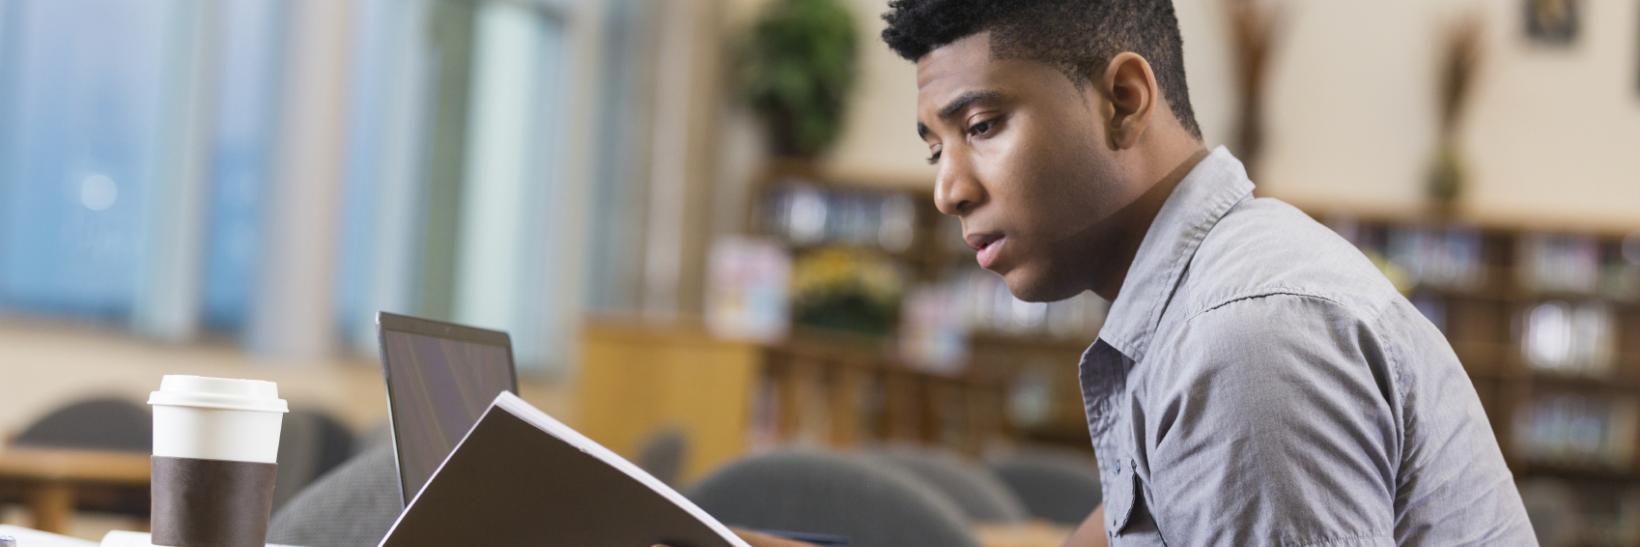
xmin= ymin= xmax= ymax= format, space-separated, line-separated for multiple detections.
xmin=0 ymin=448 xmax=150 ymax=533
xmin=974 ymin=521 xmax=1073 ymax=547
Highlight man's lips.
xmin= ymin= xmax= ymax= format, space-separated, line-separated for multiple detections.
xmin=965 ymin=233 xmax=1006 ymax=269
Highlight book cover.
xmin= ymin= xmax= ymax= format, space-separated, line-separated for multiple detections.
xmin=379 ymin=392 xmax=748 ymax=547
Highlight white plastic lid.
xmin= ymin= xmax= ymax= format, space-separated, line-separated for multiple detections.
xmin=147 ymin=375 xmax=289 ymax=413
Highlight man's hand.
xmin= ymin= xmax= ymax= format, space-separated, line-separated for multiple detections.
xmin=651 ymin=528 xmax=816 ymax=547
xmin=731 ymin=529 xmax=818 ymax=546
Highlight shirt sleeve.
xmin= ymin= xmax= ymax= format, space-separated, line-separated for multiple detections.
xmin=1135 ymin=294 xmax=1400 ymax=546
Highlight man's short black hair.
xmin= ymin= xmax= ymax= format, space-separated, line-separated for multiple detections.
xmin=882 ymin=0 xmax=1202 ymax=140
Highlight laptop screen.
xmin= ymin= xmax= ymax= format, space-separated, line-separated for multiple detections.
xmin=378 ymin=312 xmax=518 ymax=503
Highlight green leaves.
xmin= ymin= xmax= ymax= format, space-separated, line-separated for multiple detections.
xmin=738 ymin=0 xmax=859 ymax=157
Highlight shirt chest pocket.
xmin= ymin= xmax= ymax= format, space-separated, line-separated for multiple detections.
xmin=1105 ymin=465 xmax=1168 ymax=546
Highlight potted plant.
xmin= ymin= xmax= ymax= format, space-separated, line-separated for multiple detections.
xmin=737 ymin=0 xmax=859 ymax=159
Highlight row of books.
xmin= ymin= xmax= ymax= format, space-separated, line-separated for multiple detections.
xmin=1514 ymin=394 xmax=1639 ymax=470
xmin=949 ymin=268 xmax=1107 ymax=340
xmin=1519 ymin=233 xmax=1606 ymax=294
xmin=1327 ymin=221 xmax=1640 ymax=299
xmin=1385 ymin=226 xmax=1489 ymax=290
xmin=1328 ymin=222 xmax=1489 ymax=290
xmin=704 ymin=235 xmax=1109 ymax=373
xmin=900 ymin=269 xmax=1108 ymax=371
xmin=1521 ymin=300 xmax=1620 ymax=374
xmin=1517 ymin=233 xmax=1640 ymax=299
xmin=759 ymin=181 xmax=919 ymax=254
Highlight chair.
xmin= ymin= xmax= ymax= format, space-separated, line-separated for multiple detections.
xmin=985 ymin=448 xmax=1103 ymax=525
xmin=7 ymin=396 xmax=153 ymax=520
xmin=266 ymin=443 xmax=402 ymax=547
xmin=635 ymin=426 xmax=690 ymax=487
xmin=869 ymin=446 xmax=1028 ymax=523
xmin=357 ymin=419 xmax=393 ymax=455
xmin=272 ymin=409 xmax=357 ymax=512
xmin=11 ymin=396 xmax=151 ymax=452
xmin=688 ymin=449 xmax=980 ymax=547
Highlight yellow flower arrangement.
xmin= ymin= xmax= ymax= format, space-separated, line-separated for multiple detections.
xmin=790 ymin=247 xmax=906 ymax=335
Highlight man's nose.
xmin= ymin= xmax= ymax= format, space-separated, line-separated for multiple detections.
xmin=933 ymin=155 xmax=983 ymax=217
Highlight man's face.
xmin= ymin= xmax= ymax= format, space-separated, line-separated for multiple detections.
xmin=916 ymin=32 xmax=1132 ymax=302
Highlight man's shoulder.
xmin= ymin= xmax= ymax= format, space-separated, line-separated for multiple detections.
xmin=1138 ymin=196 xmax=1421 ymax=394
xmin=1170 ymin=196 xmax=1401 ymax=323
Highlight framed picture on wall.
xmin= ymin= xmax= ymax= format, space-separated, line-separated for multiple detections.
xmin=1524 ymin=0 xmax=1579 ymax=45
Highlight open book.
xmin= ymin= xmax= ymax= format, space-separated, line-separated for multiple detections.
xmin=378 ymin=392 xmax=749 ymax=547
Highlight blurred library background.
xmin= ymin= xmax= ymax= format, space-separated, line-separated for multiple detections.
xmin=0 ymin=0 xmax=1637 ymax=545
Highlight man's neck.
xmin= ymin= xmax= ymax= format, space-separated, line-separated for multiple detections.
xmin=1090 ymin=145 xmax=1211 ymax=301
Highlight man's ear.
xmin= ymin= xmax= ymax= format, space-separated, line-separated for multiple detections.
xmin=1099 ymin=52 xmax=1158 ymax=150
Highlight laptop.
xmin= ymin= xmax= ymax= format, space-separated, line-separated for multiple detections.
xmin=377 ymin=311 xmax=519 ymax=504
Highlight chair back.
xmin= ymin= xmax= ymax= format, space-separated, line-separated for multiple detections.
xmin=689 ymin=449 xmax=979 ymax=547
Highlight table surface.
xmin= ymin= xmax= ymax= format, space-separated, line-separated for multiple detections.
xmin=0 ymin=448 xmax=150 ymax=485
xmin=0 ymin=524 xmax=98 ymax=547
xmin=0 ymin=450 xmax=1072 ymax=547
xmin=0 ymin=523 xmax=1064 ymax=547
xmin=973 ymin=521 xmax=1073 ymax=547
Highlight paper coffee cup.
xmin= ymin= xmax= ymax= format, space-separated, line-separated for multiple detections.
xmin=149 ymin=375 xmax=288 ymax=463
xmin=148 ymin=375 xmax=289 ymax=547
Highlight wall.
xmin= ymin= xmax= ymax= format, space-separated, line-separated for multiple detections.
xmin=821 ymin=0 xmax=938 ymax=183
xmin=801 ymin=0 xmax=1640 ymax=227
xmin=1260 ymin=0 xmax=1640 ymax=228
xmin=1462 ymin=0 xmax=1640 ymax=227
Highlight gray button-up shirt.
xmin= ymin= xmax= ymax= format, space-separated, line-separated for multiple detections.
xmin=1083 ymin=147 xmax=1535 ymax=546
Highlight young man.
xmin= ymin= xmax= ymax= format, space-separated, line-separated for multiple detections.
xmin=876 ymin=0 xmax=1535 ymax=545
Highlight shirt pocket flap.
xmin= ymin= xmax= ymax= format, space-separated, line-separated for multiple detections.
xmin=1104 ymin=470 xmax=1139 ymax=533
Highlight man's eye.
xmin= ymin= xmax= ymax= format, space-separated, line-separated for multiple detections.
xmin=926 ymin=146 xmax=942 ymax=165
xmin=967 ymin=118 xmax=996 ymax=137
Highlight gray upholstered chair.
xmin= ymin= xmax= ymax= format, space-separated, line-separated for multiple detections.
xmin=688 ymin=449 xmax=980 ymax=547
xmin=869 ymin=446 xmax=1028 ymax=523
xmin=272 ymin=409 xmax=357 ymax=512
xmin=267 ymin=443 xmax=402 ymax=547
xmin=12 ymin=396 xmax=151 ymax=452
xmin=985 ymin=448 xmax=1102 ymax=525
xmin=358 ymin=420 xmax=392 ymax=455
xmin=635 ymin=426 xmax=690 ymax=487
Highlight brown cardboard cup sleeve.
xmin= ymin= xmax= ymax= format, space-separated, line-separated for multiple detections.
xmin=151 ymin=456 xmax=279 ymax=547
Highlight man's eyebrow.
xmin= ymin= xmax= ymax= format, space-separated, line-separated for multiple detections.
xmin=917 ymin=90 xmax=1006 ymax=140
xmin=937 ymin=90 xmax=1006 ymax=120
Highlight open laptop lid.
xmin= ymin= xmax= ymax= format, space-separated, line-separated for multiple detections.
xmin=377 ymin=311 xmax=519 ymax=504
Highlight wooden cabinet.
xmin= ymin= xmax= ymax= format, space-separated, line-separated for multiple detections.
xmin=576 ymin=318 xmax=1014 ymax=482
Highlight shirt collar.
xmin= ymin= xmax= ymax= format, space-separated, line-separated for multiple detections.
xmin=1094 ymin=146 xmax=1254 ymax=362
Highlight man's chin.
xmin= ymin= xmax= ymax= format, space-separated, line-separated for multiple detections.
xmin=1000 ymin=269 xmax=1081 ymax=303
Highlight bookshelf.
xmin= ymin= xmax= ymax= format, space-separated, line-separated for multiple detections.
xmin=744 ymin=163 xmax=1103 ymax=447
xmin=1313 ymin=209 xmax=1640 ymax=545
xmin=575 ymin=317 xmax=1016 ymax=482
